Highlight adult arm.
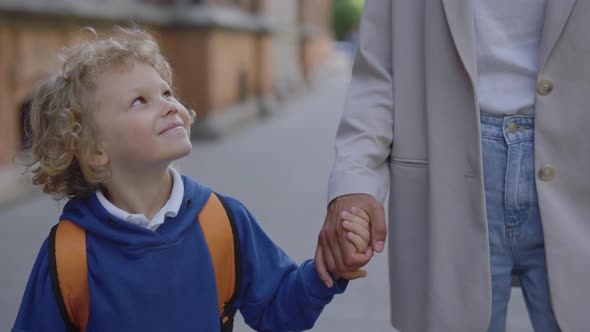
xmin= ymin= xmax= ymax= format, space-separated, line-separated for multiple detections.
xmin=316 ymin=0 xmax=394 ymax=286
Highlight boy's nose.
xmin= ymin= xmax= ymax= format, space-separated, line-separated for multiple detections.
xmin=161 ymin=99 xmax=179 ymax=117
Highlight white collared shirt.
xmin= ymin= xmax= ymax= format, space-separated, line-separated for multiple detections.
xmin=473 ymin=0 xmax=546 ymax=115
xmin=96 ymin=168 xmax=184 ymax=231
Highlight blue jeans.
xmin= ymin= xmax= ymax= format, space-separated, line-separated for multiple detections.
xmin=480 ymin=113 xmax=560 ymax=332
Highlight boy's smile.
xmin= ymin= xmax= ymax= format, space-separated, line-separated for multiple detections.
xmin=158 ymin=121 xmax=185 ymax=136
xmin=89 ymin=61 xmax=192 ymax=171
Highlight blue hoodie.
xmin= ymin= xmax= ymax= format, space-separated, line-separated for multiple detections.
xmin=13 ymin=176 xmax=346 ymax=332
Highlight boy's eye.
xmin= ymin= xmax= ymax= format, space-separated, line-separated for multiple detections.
xmin=131 ymin=97 xmax=146 ymax=107
xmin=163 ymin=90 xmax=172 ymax=98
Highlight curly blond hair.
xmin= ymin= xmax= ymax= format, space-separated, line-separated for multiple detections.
xmin=26 ymin=26 xmax=194 ymax=200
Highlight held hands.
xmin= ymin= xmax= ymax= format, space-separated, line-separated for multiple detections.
xmin=335 ymin=208 xmax=371 ymax=281
xmin=315 ymin=194 xmax=387 ymax=288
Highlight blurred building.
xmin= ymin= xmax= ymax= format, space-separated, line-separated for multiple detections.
xmin=268 ymin=0 xmax=302 ymax=101
xmin=299 ymin=0 xmax=333 ymax=81
xmin=0 ymin=0 xmax=332 ymax=204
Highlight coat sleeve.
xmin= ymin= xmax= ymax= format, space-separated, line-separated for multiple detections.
xmin=226 ymin=197 xmax=347 ymax=332
xmin=12 ymin=238 xmax=67 ymax=332
xmin=328 ymin=0 xmax=394 ymax=204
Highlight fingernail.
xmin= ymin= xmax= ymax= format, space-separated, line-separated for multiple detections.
xmin=351 ymin=206 xmax=357 ymax=213
xmin=342 ymin=220 xmax=350 ymax=227
xmin=325 ymin=281 xmax=332 ymax=288
xmin=341 ymin=211 xmax=349 ymax=218
xmin=376 ymin=241 xmax=385 ymax=252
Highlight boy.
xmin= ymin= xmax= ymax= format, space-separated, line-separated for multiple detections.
xmin=13 ymin=27 xmax=373 ymax=332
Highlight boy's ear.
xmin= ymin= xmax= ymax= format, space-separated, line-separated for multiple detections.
xmin=88 ymin=145 xmax=109 ymax=167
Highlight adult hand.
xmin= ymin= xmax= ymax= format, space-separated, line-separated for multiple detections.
xmin=315 ymin=193 xmax=387 ymax=287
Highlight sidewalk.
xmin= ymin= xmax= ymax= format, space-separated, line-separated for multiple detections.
xmin=0 ymin=52 xmax=533 ymax=331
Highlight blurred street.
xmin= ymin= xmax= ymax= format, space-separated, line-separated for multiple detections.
xmin=0 ymin=52 xmax=534 ymax=331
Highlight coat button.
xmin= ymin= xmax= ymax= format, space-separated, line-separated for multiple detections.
xmin=538 ymin=165 xmax=555 ymax=181
xmin=537 ymin=80 xmax=554 ymax=95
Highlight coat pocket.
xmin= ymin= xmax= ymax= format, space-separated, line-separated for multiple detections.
xmin=390 ymin=157 xmax=429 ymax=168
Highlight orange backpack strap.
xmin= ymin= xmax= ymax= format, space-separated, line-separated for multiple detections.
xmin=198 ymin=192 xmax=241 ymax=332
xmin=48 ymin=220 xmax=89 ymax=332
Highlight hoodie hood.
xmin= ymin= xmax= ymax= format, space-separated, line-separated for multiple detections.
xmin=60 ymin=176 xmax=213 ymax=251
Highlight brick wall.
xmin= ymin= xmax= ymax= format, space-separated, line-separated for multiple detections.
xmin=158 ymin=28 xmax=210 ymax=115
xmin=161 ymin=29 xmax=271 ymax=117
xmin=0 ymin=27 xmax=16 ymax=165
xmin=0 ymin=24 xmax=70 ymax=165
xmin=300 ymin=0 xmax=332 ymax=33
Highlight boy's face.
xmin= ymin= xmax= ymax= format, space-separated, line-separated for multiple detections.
xmin=89 ymin=61 xmax=192 ymax=171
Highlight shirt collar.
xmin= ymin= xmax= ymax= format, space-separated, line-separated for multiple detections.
xmin=96 ymin=167 xmax=184 ymax=231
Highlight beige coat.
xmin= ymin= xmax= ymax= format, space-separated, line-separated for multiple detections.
xmin=328 ymin=0 xmax=590 ymax=331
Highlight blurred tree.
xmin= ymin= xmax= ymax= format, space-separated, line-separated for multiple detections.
xmin=331 ymin=0 xmax=364 ymax=40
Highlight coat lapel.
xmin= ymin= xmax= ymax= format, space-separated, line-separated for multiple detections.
xmin=539 ymin=0 xmax=577 ymax=68
xmin=441 ymin=0 xmax=477 ymax=86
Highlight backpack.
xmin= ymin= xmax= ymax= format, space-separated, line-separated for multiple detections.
xmin=48 ymin=192 xmax=241 ymax=332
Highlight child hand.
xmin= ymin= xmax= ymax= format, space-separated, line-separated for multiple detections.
xmin=335 ymin=207 xmax=372 ymax=281
xmin=341 ymin=207 xmax=371 ymax=253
